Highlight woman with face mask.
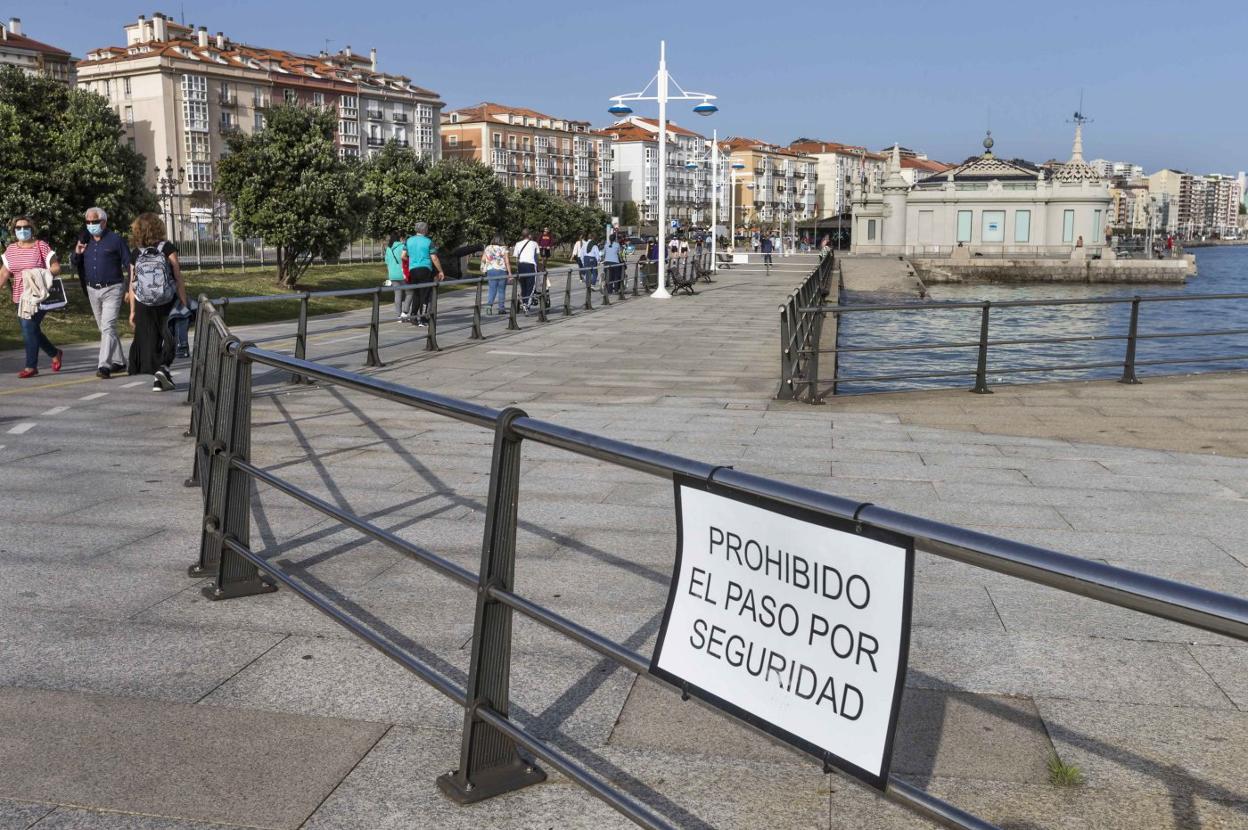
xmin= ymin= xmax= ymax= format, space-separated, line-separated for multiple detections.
xmin=0 ymin=216 xmax=63 ymax=378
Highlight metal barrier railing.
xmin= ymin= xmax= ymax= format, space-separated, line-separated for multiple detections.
xmin=183 ymin=295 xmax=1248 ymax=830
xmin=782 ymin=291 xmax=1248 ymax=400
xmin=775 ymin=251 xmax=836 ymax=401
xmin=184 ymin=253 xmax=716 ymax=414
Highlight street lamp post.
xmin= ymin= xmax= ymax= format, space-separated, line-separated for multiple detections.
xmin=155 ymin=157 xmax=185 ymax=246
xmin=608 ymin=41 xmax=717 ymax=298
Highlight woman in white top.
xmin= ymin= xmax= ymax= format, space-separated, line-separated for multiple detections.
xmin=480 ymin=234 xmax=512 ymax=314
xmin=581 ymin=237 xmax=601 ymax=286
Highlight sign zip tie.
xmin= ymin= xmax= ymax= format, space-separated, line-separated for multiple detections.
xmin=680 ymin=681 xmax=690 ymax=702
xmin=705 ymin=464 xmax=734 ymax=488
xmin=852 ymin=502 xmax=874 ymax=534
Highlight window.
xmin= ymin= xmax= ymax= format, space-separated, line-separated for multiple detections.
xmin=254 ymin=111 xmax=266 ymax=131
xmin=340 ymin=94 xmax=358 ymax=114
xmin=124 ymin=105 xmax=134 ymax=126
xmin=492 ymin=132 xmax=501 ymax=148
xmin=102 ymin=79 xmax=111 ymax=98
xmin=1092 ymin=209 xmax=1103 ymax=242
xmin=338 ymin=119 xmax=358 ymax=137
xmin=981 ymin=210 xmax=1005 ymax=243
xmin=507 ymin=135 xmax=517 ymax=150
xmin=181 ymin=74 xmax=209 ymax=132
xmin=283 ymin=89 xmax=297 ymax=104
xmin=1062 ymin=209 xmax=1075 ymax=243
xmin=446 ymin=135 xmax=458 ymax=147
xmin=392 ymin=126 xmax=407 ymax=145
xmin=1014 ymin=210 xmax=1031 ymax=243
xmin=956 ymin=210 xmax=972 ymax=242
xmin=184 ymin=132 xmax=210 ymax=161
xmin=311 ymin=92 xmax=324 ymax=107
xmin=123 ymin=77 xmax=132 ymax=97
xmin=867 ymin=219 xmax=877 ymax=241
xmin=186 ymin=161 xmax=213 ymax=192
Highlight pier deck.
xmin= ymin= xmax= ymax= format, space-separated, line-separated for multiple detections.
xmin=0 ymin=253 xmax=1244 ymax=829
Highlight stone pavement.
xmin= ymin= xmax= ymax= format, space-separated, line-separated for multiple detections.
xmin=0 ymin=252 xmax=1245 ymax=829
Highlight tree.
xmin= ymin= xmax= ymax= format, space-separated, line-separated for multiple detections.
xmin=217 ymin=104 xmax=368 ymax=286
xmin=619 ymin=200 xmax=641 ymax=228
xmin=0 ymin=67 xmax=155 ymax=251
xmin=361 ymin=147 xmax=507 ymax=251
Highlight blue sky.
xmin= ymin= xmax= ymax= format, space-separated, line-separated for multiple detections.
xmin=10 ymin=0 xmax=1246 ymax=174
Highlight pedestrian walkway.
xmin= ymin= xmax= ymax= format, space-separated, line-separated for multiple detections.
xmin=0 ymin=252 xmax=1244 ymax=829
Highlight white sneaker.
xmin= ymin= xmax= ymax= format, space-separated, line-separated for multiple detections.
xmin=155 ymin=368 xmax=174 ymax=391
xmin=398 ymin=313 xmax=409 ymax=322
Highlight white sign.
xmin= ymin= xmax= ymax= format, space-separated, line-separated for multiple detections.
xmin=731 ymin=253 xmax=750 ymax=264
xmin=651 ymin=477 xmax=913 ymax=789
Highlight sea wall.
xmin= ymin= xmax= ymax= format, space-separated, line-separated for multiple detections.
xmin=912 ymin=257 xmax=1195 ymax=285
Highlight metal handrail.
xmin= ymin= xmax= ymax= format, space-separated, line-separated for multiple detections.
xmin=184 ymin=301 xmax=1248 ymax=830
xmin=783 ymin=289 xmax=1248 ymax=397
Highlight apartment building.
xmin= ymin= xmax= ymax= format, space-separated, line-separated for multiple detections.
xmin=441 ymin=103 xmax=613 ymax=212
xmin=0 ymin=17 xmax=75 ymax=84
xmin=76 ymin=12 xmax=442 ymax=201
xmin=724 ymin=138 xmax=818 ymax=228
xmin=787 ymin=140 xmax=885 ymax=219
xmin=603 ymin=117 xmax=727 ymax=228
xmin=1192 ymin=174 xmax=1243 ymax=238
xmin=1147 ymin=169 xmax=1194 ymax=234
xmin=1090 ymin=159 xmax=1145 ymax=180
xmin=1107 ymin=179 xmax=1157 ymax=234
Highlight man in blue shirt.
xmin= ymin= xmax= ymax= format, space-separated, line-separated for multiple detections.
xmin=404 ymin=221 xmax=444 ymax=327
xmin=71 ymin=207 xmax=130 ymax=378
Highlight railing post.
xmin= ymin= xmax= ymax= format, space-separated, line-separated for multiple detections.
xmin=438 ymin=407 xmax=546 ymax=803
xmin=971 ymin=301 xmax=993 ymax=394
xmin=632 ymin=261 xmax=640 ymax=296
xmin=366 ymin=287 xmax=384 ymax=367
xmin=184 ymin=299 xmax=207 ymax=410
xmin=536 ymin=271 xmax=549 ymax=323
xmin=426 ymin=280 xmax=441 ymax=351
xmin=198 ymin=338 xmax=276 ymax=600
xmin=507 ymin=276 xmax=520 ymax=331
xmin=291 ymin=293 xmax=310 ymax=384
xmin=808 ymin=301 xmax=825 ymax=405
xmin=617 ymin=262 xmax=627 ymax=300
xmin=471 ymin=279 xmax=485 ymax=339
xmin=1119 ymin=296 xmax=1141 ymax=385
xmin=600 ymin=263 xmax=611 ymax=306
xmin=776 ymin=303 xmax=796 ymax=400
xmin=562 ymin=269 xmax=573 ymax=317
xmin=185 ymin=310 xmax=222 ymax=490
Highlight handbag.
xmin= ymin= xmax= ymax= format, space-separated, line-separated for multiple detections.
xmin=38 ymin=278 xmax=68 ymax=312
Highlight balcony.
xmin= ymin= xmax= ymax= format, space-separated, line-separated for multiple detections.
xmin=218 ymin=92 xmax=237 ymax=107
xmin=367 ymin=136 xmax=385 ymax=147
xmin=217 ymin=121 xmax=240 ymax=135
xmin=339 ymin=133 xmax=359 ymax=145
xmin=392 ymin=112 xmax=408 ymax=123
xmin=395 ymin=139 xmax=409 ymax=148
xmin=366 ymin=109 xmax=384 ymax=120
xmin=254 ymin=98 xmax=271 ymax=109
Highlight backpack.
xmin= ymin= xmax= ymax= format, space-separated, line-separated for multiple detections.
xmin=133 ymin=243 xmax=174 ymax=306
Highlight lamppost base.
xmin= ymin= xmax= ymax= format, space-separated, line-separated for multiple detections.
xmin=651 ymin=287 xmax=672 ymax=299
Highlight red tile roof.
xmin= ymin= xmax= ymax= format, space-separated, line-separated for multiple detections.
xmin=446 ymin=102 xmax=589 ymax=127
xmin=2 ymin=30 xmax=71 ymax=58
xmin=901 ymin=157 xmax=952 ymax=173
xmin=787 ymin=139 xmax=887 ymax=161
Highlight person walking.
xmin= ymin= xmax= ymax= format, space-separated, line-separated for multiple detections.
xmin=405 ymin=222 xmax=445 ymax=327
xmin=72 ymin=207 xmax=130 ymax=378
xmin=0 ymin=216 xmax=63 ymax=379
xmin=537 ymin=227 xmax=555 ymax=263
xmin=761 ymin=234 xmax=774 ymax=267
xmin=512 ymin=229 xmax=539 ymax=313
xmin=481 ymin=234 xmax=512 ymax=315
xmin=126 ymin=213 xmax=187 ymax=391
xmin=581 ymin=237 xmax=601 ymax=286
xmin=383 ymin=232 xmax=409 ymax=321
xmin=603 ymin=233 xmax=624 ymax=292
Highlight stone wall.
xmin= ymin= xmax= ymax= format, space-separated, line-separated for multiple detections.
xmin=912 ymin=257 xmax=1194 ymax=285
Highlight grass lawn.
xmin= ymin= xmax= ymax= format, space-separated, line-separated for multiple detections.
xmin=1 ymin=258 xmax=575 ymax=352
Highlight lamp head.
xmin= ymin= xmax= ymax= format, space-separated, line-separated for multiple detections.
xmin=692 ymin=101 xmax=718 ymax=116
xmin=607 ymin=101 xmax=633 ymax=116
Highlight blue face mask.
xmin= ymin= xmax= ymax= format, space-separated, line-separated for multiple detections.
xmin=15 ymin=228 xmax=32 ymax=241
xmin=87 ymin=223 xmax=103 ymax=236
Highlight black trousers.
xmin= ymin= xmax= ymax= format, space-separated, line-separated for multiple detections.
xmin=409 ymin=267 xmax=433 ymax=317
xmin=128 ymin=299 xmax=175 ymax=374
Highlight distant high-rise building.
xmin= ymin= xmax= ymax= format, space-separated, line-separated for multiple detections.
xmin=0 ymin=17 xmax=75 ymax=84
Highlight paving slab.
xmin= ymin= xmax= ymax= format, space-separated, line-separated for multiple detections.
xmin=0 ymin=799 xmax=53 ymax=830
xmin=0 ymin=687 xmax=387 ymax=830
